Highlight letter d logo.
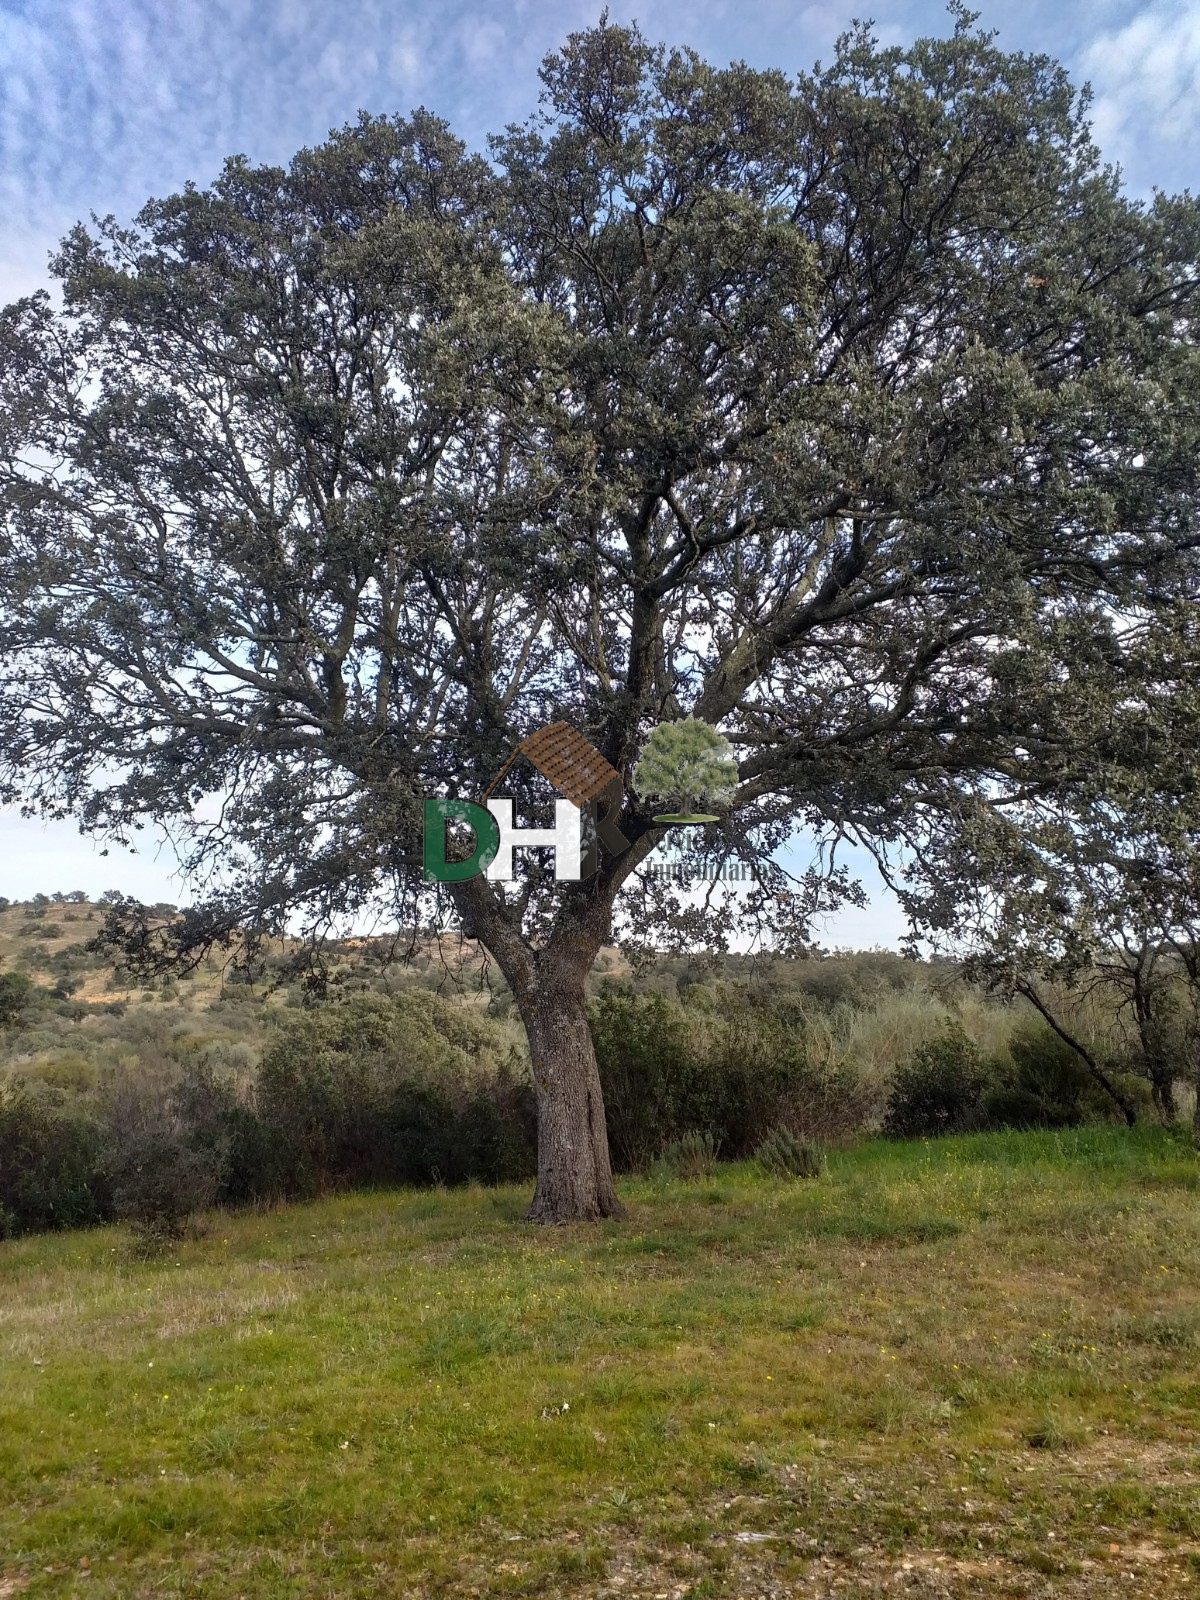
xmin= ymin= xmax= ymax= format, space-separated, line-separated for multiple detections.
xmin=423 ymin=799 xmax=501 ymax=882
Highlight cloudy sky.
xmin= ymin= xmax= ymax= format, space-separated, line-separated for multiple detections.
xmin=1 ymin=0 xmax=1196 ymax=942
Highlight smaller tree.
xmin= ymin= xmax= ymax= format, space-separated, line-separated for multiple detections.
xmin=0 ymin=969 xmax=34 ymax=1029
xmin=633 ymin=718 xmax=739 ymax=824
xmin=908 ymin=732 xmax=1200 ymax=1128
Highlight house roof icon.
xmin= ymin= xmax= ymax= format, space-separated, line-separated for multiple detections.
xmin=483 ymin=721 xmax=621 ymax=809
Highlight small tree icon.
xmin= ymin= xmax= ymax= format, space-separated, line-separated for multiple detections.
xmin=633 ymin=716 xmax=739 ymax=823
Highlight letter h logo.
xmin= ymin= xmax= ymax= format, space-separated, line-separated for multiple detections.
xmin=423 ymin=722 xmax=630 ymax=883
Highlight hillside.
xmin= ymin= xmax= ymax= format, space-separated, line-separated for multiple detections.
xmin=0 ymin=895 xmax=934 ymax=1010
xmin=0 ymin=896 xmax=508 ymax=1010
xmin=0 ymin=896 xmax=989 ymax=1099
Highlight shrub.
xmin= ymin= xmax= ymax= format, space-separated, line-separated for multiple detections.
xmin=698 ymin=1008 xmax=805 ymax=1153
xmin=707 ymin=996 xmax=870 ymax=1147
xmin=592 ymin=985 xmax=799 ymax=1166
xmin=786 ymin=951 xmax=918 ymax=1013
xmin=254 ymin=993 xmax=535 ymax=1194
xmin=206 ymin=1039 xmax=259 ymax=1073
xmin=590 ymin=987 xmax=693 ymax=1169
xmin=170 ymin=1059 xmax=293 ymax=1207
xmin=985 ymin=1023 xmax=1131 ymax=1129
xmin=656 ymin=1130 xmax=720 ymax=1179
xmin=0 ymin=971 xmax=35 ymax=1029
xmin=591 ymin=984 xmax=867 ymax=1167
xmin=27 ymin=1052 xmax=97 ymax=1092
xmin=756 ymin=1126 xmax=824 ymax=1178
xmin=456 ymin=1057 xmax=538 ymax=1184
xmin=100 ymin=1076 xmax=226 ymax=1248
xmin=0 ymin=1080 xmax=111 ymax=1236
xmin=883 ymin=1021 xmax=992 ymax=1138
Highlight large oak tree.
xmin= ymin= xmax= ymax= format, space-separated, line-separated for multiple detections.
xmin=2 ymin=14 xmax=1199 ymax=1220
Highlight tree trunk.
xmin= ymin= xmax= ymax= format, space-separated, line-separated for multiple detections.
xmin=516 ymin=977 xmax=625 ymax=1223
xmin=1150 ymin=1067 xmax=1178 ymax=1125
xmin=1132 ymin=980 xmax=1177 ymax=1124
xmin=450 ymin=837 xmax=659 ymax=1225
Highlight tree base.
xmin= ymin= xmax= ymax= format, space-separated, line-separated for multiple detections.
xmin=525 ymin=1189 xmax=627 ymax=1225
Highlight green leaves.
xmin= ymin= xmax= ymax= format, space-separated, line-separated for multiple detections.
xmin=633 ymin=717 xmax=738 ymax=817
xmin=1 ymin=13 xmax=1199 ymax=975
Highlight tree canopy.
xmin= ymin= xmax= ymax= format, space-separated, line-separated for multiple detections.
xmin=2 ymin=11 xmax=1199 ymax=1217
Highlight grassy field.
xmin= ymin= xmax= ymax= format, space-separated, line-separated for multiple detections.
xmin=2 ymin=1128 xmax=1199 ymax=1599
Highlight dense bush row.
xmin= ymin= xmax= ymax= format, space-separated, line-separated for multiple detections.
xmin=1 ymin=993 xmax=537 ymax=1245
xmin=590 ymin=985 xmax=1152 ymax=1162
xmin=0 ymin=975 xmax=1169 ymax=1245
xmin=591 ymin=983 xmax=874 ymax=1165
xmin=882 ymin=1018 xmax=1155 ymax=1137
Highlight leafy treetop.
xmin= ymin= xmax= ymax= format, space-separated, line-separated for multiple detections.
xmin=633 ymin=716 xmax=739 ymax=816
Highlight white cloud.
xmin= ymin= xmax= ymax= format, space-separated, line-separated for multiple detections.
xmin=456 ymin=16 xmax=508 ymax=74
xmin=1081 ymin=3 xmax=1200 ymax=188
xmin=389 ymin=31 xmax=423 ymax=84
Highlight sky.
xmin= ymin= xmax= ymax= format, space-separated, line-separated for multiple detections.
xmin=1 ymin=0 xmax=1197 ymax=945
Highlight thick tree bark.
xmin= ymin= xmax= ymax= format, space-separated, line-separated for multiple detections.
xmin=451 ymin=861 xmax=653 ymax=1225
xmin=518 ymin=976 xmax=625 ymax=1223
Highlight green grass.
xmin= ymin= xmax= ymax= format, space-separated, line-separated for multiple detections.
xmin=2 ymin=1126 xmax=1200 ymax=1597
